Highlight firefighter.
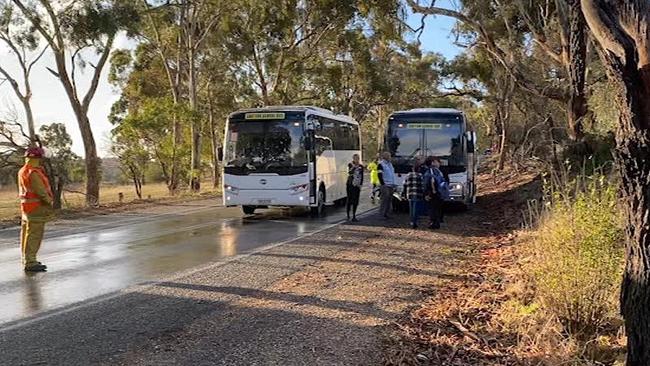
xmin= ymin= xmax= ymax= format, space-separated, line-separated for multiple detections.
xmin=18 ymin=147 xmax=53 ymax=272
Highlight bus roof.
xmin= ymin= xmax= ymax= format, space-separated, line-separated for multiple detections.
xmin=230 ymin=105 xmax=358 ymax=125
xmin=390 ymin=108 xmax=463 ymax=116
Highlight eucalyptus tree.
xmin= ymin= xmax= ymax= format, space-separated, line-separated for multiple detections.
xmin=0 ymin=1 xmax=47 ymax=142
xmin=407 ymin=0 xmax=589 ymax=144
xmin=13 ymin=0 xmax=139 ymax=205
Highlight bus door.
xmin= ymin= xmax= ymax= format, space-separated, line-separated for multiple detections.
xmin=305 ymin=115 xmax=320 ymax=205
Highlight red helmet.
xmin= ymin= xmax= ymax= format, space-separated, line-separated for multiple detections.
xmin=24 ymin=147 xmax=45 ymax=158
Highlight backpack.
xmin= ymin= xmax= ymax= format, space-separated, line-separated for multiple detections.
xmin=431 ymin=168 xmax=450 ymax=201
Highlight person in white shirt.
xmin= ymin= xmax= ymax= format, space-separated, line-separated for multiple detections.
xmin=377 ymin=151 xmax=396 ymax=219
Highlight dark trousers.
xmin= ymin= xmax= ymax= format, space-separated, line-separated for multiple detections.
xmin=427 ymin=194 xmax=442 ymax=228
xmin=370 ymin=184 xmax=379 ymax=199
xmin=379 ymin=185 xmax=394 ymax=217
xmin=346 ymin=185 xmax=361 ymax=218
xmin=409 ymin=199 xmax=420 ymax=226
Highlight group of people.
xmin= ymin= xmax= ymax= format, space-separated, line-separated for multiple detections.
xmin=345 ymin=152 xmax=448 ymax=229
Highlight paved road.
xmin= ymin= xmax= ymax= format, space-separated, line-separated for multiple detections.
xmin=0 ymin=196 xmax=375 ymax=326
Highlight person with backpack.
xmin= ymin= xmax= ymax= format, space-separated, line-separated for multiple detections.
xmin=403 ymin=161 xmax=425 ymax=228
xmin=424 ymin=156 xmax=449 ymax=230
xmin=346 ymin=153 xmax=364 ymax=222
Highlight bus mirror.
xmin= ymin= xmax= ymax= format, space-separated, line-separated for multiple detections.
xmin=466 ymin=131 xmax=476 ymax=153
xmin=305 ymin=115 xmax=320 ymax=130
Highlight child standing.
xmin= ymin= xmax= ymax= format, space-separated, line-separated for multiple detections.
xmin=366 ymin=154 xmax=380 ymax=203
xmin=403 ymin=162 xmax=424 ymax=228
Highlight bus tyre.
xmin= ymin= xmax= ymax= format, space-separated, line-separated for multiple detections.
xmin=242 ymin=206 xmax=256 ymax=215
xmin=310 ymin=189 xmax=325 ymax=218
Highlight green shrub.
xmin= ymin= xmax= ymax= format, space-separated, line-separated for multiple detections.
xmin=527 ymin=171 xmax=624 ymax=339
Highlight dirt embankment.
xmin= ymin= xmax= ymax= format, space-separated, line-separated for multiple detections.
xmin=381 ymin=168 xmax=542 ymax=365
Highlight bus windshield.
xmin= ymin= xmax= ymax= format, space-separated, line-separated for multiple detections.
xmin=387 ymin=116 xmax=465 ymax=167
xmin=225 ymin=119 xmax=307 ymax=174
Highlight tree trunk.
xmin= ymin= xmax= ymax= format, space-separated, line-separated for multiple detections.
xmin=210 ymin=134 xmax=219 ymax=189
xmin=580 ymin=1 xmax=650 ymax=363
xmin=167 ymin=25 xmax=185 ymax=196
xmin=546 ymin=115 xmax=560 ymax=168
xmin=566 ymin=0 xmax=588 ymax=141
xmin=43 ymin=160 xmax=63 ymax=210
xmin=168 ymin=106 xmax=181 ymax=195
xmin=188 ymin=49 xmax=201 ymax=192
xmin=130 ymin=165 xmax=142 ymax=200
xmin=495 ymin=75 xmax=514 ymax=171
xmin=496 ymin=113 xmax=507 ymax=171
xmin=616 ymin=93 xmax=650 ymax=366
xmin=77 ymin=113 xmax=100 ymax=206
xmin=20 ymin=96 xmax=36 ymax=144
xmin=208 ymin=101 xmax=220 ymax=189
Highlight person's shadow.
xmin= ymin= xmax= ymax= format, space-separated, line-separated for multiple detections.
xmin=23 ymin=272 xmax=43 ymax=313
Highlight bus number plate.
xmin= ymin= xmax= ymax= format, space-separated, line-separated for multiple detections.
xmin=257 ymin=199 xmax=272 ymax=204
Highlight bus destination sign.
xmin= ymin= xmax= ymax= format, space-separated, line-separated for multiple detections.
xmin=406 ymin=123 xmax=442 ymax=129
xmin=244 ymin=112 xmax=285 ymax=120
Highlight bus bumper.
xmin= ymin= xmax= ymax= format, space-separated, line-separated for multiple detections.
xmin=224 ymin=190 xmax=311 ymax=208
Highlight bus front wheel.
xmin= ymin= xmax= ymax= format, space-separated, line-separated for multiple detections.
xmin=310 ymin=189 xmax=325 ymax=218
xmin=242 ymin=206 xmax=256 ymax=215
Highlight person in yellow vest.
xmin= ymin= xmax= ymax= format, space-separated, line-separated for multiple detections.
xmin=367 ymin=154 xmax=380 ymax=203
xmin=18 ymin=147 xmax=54 ymax=272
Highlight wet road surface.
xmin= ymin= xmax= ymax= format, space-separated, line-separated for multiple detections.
xmin=0 ymin=197 xmax=375 ymax=325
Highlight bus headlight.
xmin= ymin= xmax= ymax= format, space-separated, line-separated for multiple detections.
xmin=224 ymin=184 xmax=240 ymax=195
xmin=450 ymin=183 xmax=464 ymax=195
xmin=289 ymin=183 xmax=309 ymax=195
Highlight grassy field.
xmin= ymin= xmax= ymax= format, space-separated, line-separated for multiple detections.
xmin=0 ymin=182 xmax=219 ymax=221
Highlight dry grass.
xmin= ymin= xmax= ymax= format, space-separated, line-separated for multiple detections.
xmin=0 ymin=182 xmax=219 ymax=221
xmin=382 ymin=163 xmax=626 ymax=366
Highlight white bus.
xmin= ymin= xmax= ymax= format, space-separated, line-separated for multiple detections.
xmin=222 ymin=106 xmax=361 ymax=216
xmin=385 ymin=108 xmax=478 ymax=208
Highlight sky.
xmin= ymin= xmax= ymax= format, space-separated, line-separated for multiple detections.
xmin=0 ymin=1 xmax=461 ymax=157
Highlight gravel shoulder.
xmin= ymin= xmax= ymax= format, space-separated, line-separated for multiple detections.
xmin=0 ymin=202 xmax=487 ymax=365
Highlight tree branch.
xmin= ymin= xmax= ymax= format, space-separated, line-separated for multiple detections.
xmin=580 ymin=0 xmax=630 ymax=60
xmin=11 ymin=0 xmax=57 ymax=48
xmin=82 ymin=35 xmax=115 ymax=113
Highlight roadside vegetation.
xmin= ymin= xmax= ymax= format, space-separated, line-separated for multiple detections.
xmin=506 ymin=167 xmax=625 ymax=364
xmin=383 ymin=163 xmax=626 ymax=365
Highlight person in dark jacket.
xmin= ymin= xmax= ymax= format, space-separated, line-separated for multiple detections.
xmin=346 ymin=154 xmax=364 ymax=222
xmin=423 ymin=156 xmax=444 ymax=230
